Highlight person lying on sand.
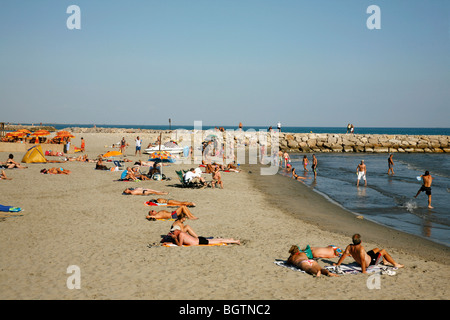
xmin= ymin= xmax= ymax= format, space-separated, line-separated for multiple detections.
xmin=296 ymin=244 xmax=343 ymax=259
xmin=170 ymin=228 xmax=240 ymax=246
xmin=287 ymin=245 xmax=338 ymax=277
xmin=170 ymin=211 xmax=198 ymax=238
xmin=0 ymin=170 xmax=12 ymax=180
xmin=146 ymin=206 xmax=198 ymax=221
xmin=149 ymin=198 xmax=196 ymax=207
xmin=123 ymin=187 xmax=168 ymax=195
xmin=66 ymin=154 xmax=96 ymax=162
xmin=40 ymin=167 xmax=71 ymax=175
xmin=335 ymin=234 xmax=404 ymax=273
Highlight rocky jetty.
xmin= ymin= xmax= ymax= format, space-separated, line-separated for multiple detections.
xmin=279 ymin=133 xmax=450 ymax=153
xmin=63 ymin=127 xmax=449 ymax=153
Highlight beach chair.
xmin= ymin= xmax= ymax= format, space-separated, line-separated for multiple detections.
xmin=175 ymin=170 xmax=202 ymax=188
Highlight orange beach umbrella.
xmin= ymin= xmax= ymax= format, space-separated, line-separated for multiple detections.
xmin=31 ymin=130 xmax=50 ymax=136
xmin=6 ymin=131 xmax=26 ymax=137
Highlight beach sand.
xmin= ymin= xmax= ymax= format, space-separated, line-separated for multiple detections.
xmin=0 ymin=132 xmax=449 ymax=300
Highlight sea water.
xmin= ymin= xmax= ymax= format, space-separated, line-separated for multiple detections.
xmin=281 ymin=153 xmax=450 ymax=247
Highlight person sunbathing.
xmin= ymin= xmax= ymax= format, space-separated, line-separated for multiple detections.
xmin=123 ymin=187 xmax=168 ymax=195
xmin=40 ymin=167 xmax=71 ymax=174
xmin=287 ymin=245 xmax=338 ymax=277
xmin=170 ymin=211 xmax=198 ymax=238
xmin=335 ymin=234 xmax=404 ymax=273
xmin=0 ymin=170 xmax=12 ymax=180
xmin=146 ymin=205 xmax=198 ymax=221
xmin=296 ymin=244 xmax=343 ymax=259
xmin=5 ymin=154 xmax=27 ymax=169
xmin=149 ymin=198 xmax=196 ymax=207
xmin=170 ymin=228 xmax=240 ymax=246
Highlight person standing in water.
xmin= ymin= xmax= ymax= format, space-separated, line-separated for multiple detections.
xmin=414 ymin=171 xmax=434 ymax=209
xmin=387 ymin=154 xmax=395 ymax=175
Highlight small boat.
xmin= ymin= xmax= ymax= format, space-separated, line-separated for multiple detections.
xmin=144 ymin=141 xmax=185 ymax=154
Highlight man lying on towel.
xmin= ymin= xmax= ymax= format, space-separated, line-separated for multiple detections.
xmin=170 ymin=226 xmax=240 ymax=246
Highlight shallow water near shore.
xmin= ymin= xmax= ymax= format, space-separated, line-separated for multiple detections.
xmin=281 ymin=153 xmax=450 ymax=247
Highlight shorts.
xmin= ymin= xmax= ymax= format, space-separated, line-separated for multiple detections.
xmin=419 ymin=185 xmax=432 ymax=195
xmin=198 ymin=236 xmax=209 ymax=245
xmin=136 ymin=146 xmax=141 ymax=151
xmin=357 ymin=171 xmax=366 ymax=180
xmin=367 ymin=250 xmax=383 ymax=266
xmin=311 ymin=165 xmax=316 ymax=172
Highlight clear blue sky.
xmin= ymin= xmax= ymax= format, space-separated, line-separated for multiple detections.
xmin=1 ymin=0 xmax=449 ymax=127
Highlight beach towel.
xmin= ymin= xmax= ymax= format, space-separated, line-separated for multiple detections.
xmin=274 ymin=260 xmax=397 ymax=275
xmin=147 ymin=217 xmax=174 ymax=221
xmin=162 ymin=242 xmax=227 ymax=247
xmin=145 ymin=201 xmax=168 ymax=207
xmin=325 ymin=263 xmax=397 ymax=275
xmin=0 ymin=205 xmax=22 ymax=212
xmin=274 ymin=260 xmax=307 ymax=273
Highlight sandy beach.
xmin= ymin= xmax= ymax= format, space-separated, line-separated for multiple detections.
xmin=1 ymin=132 xmax=449 ymax=301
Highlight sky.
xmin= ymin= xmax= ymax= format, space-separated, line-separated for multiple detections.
xmin=0 ymin=0 xmax=449 ymax=128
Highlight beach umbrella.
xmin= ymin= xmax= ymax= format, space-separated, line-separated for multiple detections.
xmin=102 ymin=150 xmax=123 ymax=158
xmin=56 ymin=131 xmax=75 ymax=139
xmin=31 ymin=130 xmax=50 ymax=136
xmin=6 ymin=131 xmax=26 ymax=137
xmin=17 ymin=129 xmax=31 ymax=134
xmin=148 ymin=151 xmax=174 ymax=176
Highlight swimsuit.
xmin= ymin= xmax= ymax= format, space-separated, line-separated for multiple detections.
xmin=419 ymin=185 xmax=432 ymax=195
xmin=367 ymin=250 xmax=382 ymax=266
xmin=300 ymin=259 xmax=315 ymax=267
xmin=171 ymin=211 xmax=178 ymax=219
xmin=357 ymin=171 xmax=366 ymax=180
xmin=297 ymin=245 xmax=314 ymax=259
xmin=198 ymin=236 xmax=209 ymax=245
xmin=329 ymin=245 xmax=343 ymax=257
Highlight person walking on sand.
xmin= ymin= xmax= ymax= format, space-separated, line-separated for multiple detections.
xmin=135 ymin=136 xmax=142 ymax=156
xmin=80 ymin=137 xmax=85 ymax=152
xmin=120 ymin=137 xmax=127 ymax=154
xmin=414 ymin=171 xmax=434 ymax=209
xmin=356 ymin=160 xmax=367 ymax=187
xmin=387 ymin=154 xmax=395 ymax=175
xmin=335 ymin=234 xmax=404 ymax=273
